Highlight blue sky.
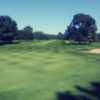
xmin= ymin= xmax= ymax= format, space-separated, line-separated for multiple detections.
xmin=0 ymin=0 xmax=100 ymax=34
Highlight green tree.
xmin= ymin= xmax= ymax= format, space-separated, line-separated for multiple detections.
xmin=65 ymin=13 xmax=97 ymax=44
xmin=16 ymin=26 xmax=34 ymax=40
xmin=0 ymin=16 xmax=17 ymax=44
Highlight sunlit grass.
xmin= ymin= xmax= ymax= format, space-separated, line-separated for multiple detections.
xmin=0 ymin=40 xmax=100 ymax=100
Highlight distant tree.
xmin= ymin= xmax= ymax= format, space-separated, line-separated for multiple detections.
xmin=33 ymin=31 xmax=58 ymax=40
xmin=23 ymin=26 xmax=33 ymax=33
xmin=16 ymin=26 xmax=34 ymax=40
xmin=65 ymin=13 xmax=97 ymax=44
xmin=33 ymin=31 xmax=47 ymax=40
xmin=57 ymin=32 xmax=65 ymax=40
xmin=0 ymin=16 xmax=17 ymax=44
xmin=96 ymin=32 xmax=100 ymax=41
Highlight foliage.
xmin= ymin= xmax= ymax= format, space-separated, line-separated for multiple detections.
xmin=0 ymin=16 xmax=17 ymax=44
xmin=96 ymin=33 xmax=100 ymax=41
xmin=23 ymin=26 xmax=33 ymax=33
xmin=33 ymin=31 xmax=57 ymax=40
xmin=65 ymin=13 xmax=97 ymax=44
xmin=16 ymin=26 xmax=34 ymax=41
xmin=57 ymin=32 xmax=65 ymax=40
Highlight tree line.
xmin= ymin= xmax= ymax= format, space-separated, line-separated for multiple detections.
xmin=0 ymin=13 xmax=100 ymax=45
xmin=0 ymin=15 xmax=65 ymax=44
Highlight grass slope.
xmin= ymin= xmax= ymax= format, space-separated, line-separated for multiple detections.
xmin=0 ymin=40 xmax=100 ymax=100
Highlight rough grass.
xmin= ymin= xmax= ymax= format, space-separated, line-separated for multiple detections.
xmin=0 ymin=40 xmax=100 ymax=100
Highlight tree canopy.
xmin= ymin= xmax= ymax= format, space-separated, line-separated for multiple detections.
xmin=16 ymin=26 xmax=34 ymax=41
xmin=0 ymin=16 xmax=17 ymax=33
xmin=0 ymin=16 xmax=17 ymax=43
xmin=65 ymin=13 xmax=97 ymax=44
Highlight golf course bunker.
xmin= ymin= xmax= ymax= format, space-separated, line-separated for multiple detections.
xmin=88 ymin=48 xmax=100 ymax=54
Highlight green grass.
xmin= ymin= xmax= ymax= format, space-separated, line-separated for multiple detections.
xmin=0 ymin=40 xmax=100 ymax=100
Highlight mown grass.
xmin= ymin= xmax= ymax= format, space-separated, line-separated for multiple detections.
xmin=0 ymin=40 xmax=100 ymax=100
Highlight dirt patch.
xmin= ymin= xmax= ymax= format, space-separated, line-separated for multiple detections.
xmin=88 ymin=48 xmax=100 ymax=54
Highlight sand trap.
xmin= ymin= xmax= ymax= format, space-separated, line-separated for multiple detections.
xmin=88 ymin=48 xmax=100 ymax=54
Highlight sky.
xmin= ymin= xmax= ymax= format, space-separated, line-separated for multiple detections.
xmin=0 ymin=0 xmax=100 ymax=34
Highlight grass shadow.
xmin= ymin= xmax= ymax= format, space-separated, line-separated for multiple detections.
xmin=56 ymin=81 xmax=100 ymax=100
xmin=0 ymin=90 xmax=19 ymax=100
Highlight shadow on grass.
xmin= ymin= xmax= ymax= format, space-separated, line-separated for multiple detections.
xmin=56 ymin=81 xmax=100 ymax=100
xmin=0 ymin=90 xmax=19 ymax=100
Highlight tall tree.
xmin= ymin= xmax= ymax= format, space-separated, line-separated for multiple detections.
xmin=0 ymin=16 xmax=17 ymax=43
xmin=65 ymin=13 xmax=97 ymax=44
